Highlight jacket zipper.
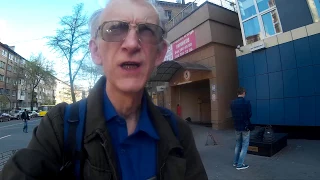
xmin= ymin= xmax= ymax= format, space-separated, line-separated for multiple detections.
xmin=97 ymin=130 xmax=118 ymax=180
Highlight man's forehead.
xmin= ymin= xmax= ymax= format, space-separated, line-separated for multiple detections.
xmin=100 ymin=0 xmax=159 ymax=24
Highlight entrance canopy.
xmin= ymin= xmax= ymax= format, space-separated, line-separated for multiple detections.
xmin=150 ymin=61 xmax=211 ymax=82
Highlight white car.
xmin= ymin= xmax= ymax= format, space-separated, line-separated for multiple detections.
xmin=28 ymin=111 xmax=39 ymax=118
xmin=10 ymin=110 xmax=24 ymax=120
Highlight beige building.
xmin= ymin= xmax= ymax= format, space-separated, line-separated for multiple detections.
xmin=55 ymin=79 xmax=72 ymax=104
xmin=55 ymin=79 xmax=89 ymax=104
xmin=150 ymin=1 xmax=242 ymax=130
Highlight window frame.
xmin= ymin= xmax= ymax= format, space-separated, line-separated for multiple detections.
xmin=236 ymin=0 xmax=283 ymax=45
xmin=307 ymin=0 xmax=320 ymax=22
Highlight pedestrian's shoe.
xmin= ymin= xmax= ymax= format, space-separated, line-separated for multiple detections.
xmin=233 ymin=163 xmax=237 ymax=167
xmin=236 ymin=164 xmax=249 ymax=170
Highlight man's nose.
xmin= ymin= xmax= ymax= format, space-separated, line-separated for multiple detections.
xmin=121 ymin=28 xmax=141 ymax=52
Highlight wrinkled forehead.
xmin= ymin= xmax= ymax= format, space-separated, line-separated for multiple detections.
xmin=100 ymin=0 xmax=160 ymax=25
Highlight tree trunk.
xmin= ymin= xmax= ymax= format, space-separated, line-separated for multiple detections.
xmin=70 ymin=82 xmax=76 ymax=103
xmin=30 ymin=88 xmax=34 ymax=111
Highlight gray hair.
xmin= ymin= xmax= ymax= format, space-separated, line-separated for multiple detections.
xmin=89 ymin=8 xmax=103 ymax=39
xmin=88 ymin=0 xmax=168 ymax=38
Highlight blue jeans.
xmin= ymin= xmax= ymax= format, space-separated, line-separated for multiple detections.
xmin=23 ymin=121 xmax=28 ymax=133
xmin=234 ymin=131 xmax=250 ymax=167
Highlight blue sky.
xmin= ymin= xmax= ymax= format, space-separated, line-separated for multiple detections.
xmin=0 ymin=0 xmax=230 ymax=81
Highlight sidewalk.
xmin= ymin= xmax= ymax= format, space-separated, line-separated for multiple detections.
xmin=190 ymin=124 xmax=320 ymax=180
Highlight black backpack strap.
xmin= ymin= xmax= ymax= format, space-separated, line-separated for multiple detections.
xmin=156 ymin=106 xmax=184 ymax=158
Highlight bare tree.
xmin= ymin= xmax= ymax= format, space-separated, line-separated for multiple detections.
xmin=79 ymin=61 xmax=103 ymax=90
xmin=47 ymin=3 xmax=90 ymax=103
xmin=25 ymin=54 xmax=55 ymax=111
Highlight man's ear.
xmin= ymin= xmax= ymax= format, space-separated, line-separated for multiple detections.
xmin=89 ymin=39 xmax=102 ymax=65
xmin=155 ymin=41 xmax=168 ymax=67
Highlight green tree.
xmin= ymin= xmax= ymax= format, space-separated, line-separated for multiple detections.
xmin=25 ymin=54 xmax=56 ymax=111
xmin=0 ymin=95 xmax=10 ymax=111
xmin=47 ymin=3 xmax=90 ymax=103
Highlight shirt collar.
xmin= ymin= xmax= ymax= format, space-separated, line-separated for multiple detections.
xmin=103 ymin=84 xmax=159 ymax=140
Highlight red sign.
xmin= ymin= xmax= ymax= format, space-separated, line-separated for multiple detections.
xmin=172 ymin=30 xmax=196 ymax=59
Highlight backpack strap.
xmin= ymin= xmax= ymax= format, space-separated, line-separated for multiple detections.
xmin=156 ymin=106 xmax=179 ymax=140
xmin=60 ymin=99 xmax=87 ymax=180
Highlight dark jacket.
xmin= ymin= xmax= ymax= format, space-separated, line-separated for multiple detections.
xmin=0 ymin=76 xmax=207 ymax=180
xmin=230 ymin=97 xmax=252 ymax=131
xmin=21 ymin=111 xmax=29 ymax=121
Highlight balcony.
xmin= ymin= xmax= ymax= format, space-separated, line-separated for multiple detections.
xmin=165 ymin=0 xmax=237 ymax=31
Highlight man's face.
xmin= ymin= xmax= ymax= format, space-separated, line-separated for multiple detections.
xmin=90 ymin=0 xmax=167 ymax=93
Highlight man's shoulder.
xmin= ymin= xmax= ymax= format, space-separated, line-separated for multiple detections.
xmin=45 ymin=102 xmax=69 ymax=124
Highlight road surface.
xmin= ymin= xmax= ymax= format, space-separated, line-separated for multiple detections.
xmin=0 ymin=118 xmax=41 ymax=153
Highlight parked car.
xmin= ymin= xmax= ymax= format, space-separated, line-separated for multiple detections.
xmin=9 ymin=110 xmax=24 ymax=120
xmin=0 ymin=113 xmax=11 ymax=122
xmin=28 ymin=111 xmax=39 ymax=118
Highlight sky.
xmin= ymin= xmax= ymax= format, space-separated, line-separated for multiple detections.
xmin=0 ymin=0 xmax=234 ymax=84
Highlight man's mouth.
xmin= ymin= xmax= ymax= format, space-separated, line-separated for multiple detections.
xmin=120 ymin=62 xmax=141 ymax=69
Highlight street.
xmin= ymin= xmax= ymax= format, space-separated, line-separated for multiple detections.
xmin=1 ymin=119 xmax=320 ymax=179
xmin=0 ymin=118 xmax=41 ymax=153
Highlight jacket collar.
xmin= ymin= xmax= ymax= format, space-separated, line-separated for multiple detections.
xmin=83 ymin=76 xmax=181 ymax=153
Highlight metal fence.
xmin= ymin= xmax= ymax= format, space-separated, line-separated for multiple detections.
xmin=0 ymin=149 xmax=19 ymax=171
xmin=165 ymin=0 xmax=237 ymax=31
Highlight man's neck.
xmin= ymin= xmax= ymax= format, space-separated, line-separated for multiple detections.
xmin=106 ymin=81 xmax=143 ymax=121
xmin=238 ymin=95 xmax=245 ymax=98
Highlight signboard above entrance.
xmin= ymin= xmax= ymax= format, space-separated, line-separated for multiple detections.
xmin=163 ymin=30 xmax=197 ymax=61
xmin=173 ymin=30 xmax=197 ymax=59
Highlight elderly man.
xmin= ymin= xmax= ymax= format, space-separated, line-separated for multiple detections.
xmin=0 ymin=0 xmax=207 ymax=179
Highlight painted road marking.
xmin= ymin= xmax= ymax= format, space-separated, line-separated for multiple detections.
xmin=0 ymin=135 xmax=11 ymax=140
xmin=0 ymin=119 xmax=40 ymax=129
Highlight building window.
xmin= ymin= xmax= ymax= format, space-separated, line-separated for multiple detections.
xmin=12 ymin=67 xmax=17 ymax=73
xmin=6 ymin=77 xmax=10 ymax=84
xmin=12 ymin=90 xmax=16 ymax=96
xmin=261 ymin=10 xmax=281 ymax=37
xmin=8 ymin=54 xmax=13 ymax=60
xmin=165 ymin=10 xmax=172 ymax=20
xmin=21 ymin=91 xmax=25 ymax=96
xmin=1 ymin=50 xmax=7 ymax=57
xmin=307 ymin=0 xmax=320 ymax=22
xmin=7 ymin=65 xmax=12 ymax=71
xmin=5 ymin=89 xmax=10 ymax=95
xmin=0 ymin=88 xmax=3 ymax=95
xmin=0 ymin=74 xmax=4 ymax=81
xmin=0 ymin=61 xmax=5 ymax=69
xmin=237 ymin=0 xmax=282 ymax=45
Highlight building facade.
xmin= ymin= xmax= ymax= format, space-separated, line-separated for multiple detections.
xmin=0 ymin=42 xmax=27 ymax=112
xmin=156 ymin=0 xmax=189 ymax=24
xmin=150 ymin=1 xmax=242 ymax=129
xmin=235 ymin=0 xmax=320 ymax=126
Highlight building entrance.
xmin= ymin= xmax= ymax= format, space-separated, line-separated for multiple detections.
xmin=172 ymin=79 xmax=211 ymax=124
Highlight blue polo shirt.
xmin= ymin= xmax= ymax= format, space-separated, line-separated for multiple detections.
xmin=103 ymin=89 xmax=159 ymax=180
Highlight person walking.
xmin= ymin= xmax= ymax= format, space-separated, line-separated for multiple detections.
xmin=21 ymin=109 xmax=29 ymax=133
xmin=230 ymin=87 xmax=252 ymax=170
